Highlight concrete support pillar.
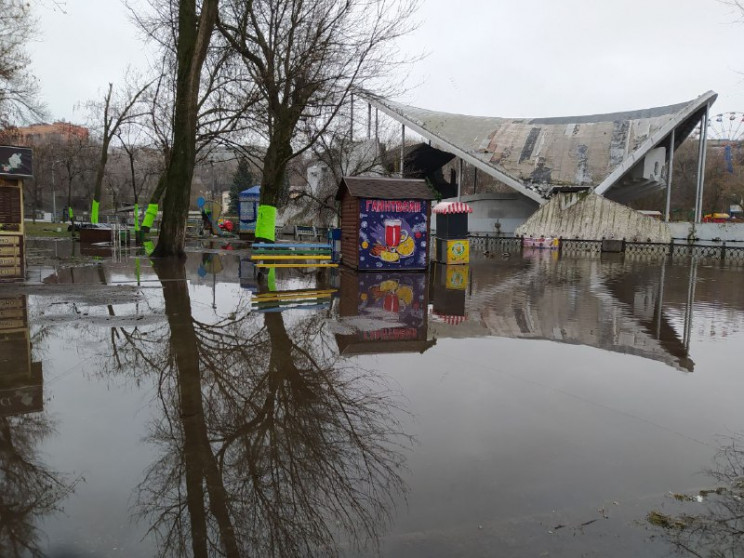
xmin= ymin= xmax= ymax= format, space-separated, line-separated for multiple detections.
xmin=458 ymin=159 xmax=463 ymax=201
xmin=400 ymin=124 xmax=405 ymax=177
xmin=664 ymin=129 xmax=675 ymax=223
xmin=350 ymin=93 xmax=354 ymax=140
xmin=375 ymin=107 xmax=380 ymax=160
xmin=694 ymin=107 xmax=709 ymax=223
xmin=375 ymin=108 xmax=379 ymax=141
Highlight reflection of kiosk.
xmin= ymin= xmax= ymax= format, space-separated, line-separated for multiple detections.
xmin=239 ymin=186 xmax=261 ymax=237
xmin=336 ymin=177 xmax=435 ymax=271
xmin=433 ymin=201 xmax=472 ymax=265
xmin=0 ymin=146 xmax=32 ymax=282
xmin=0 ymin=295 xmax=43 ymax=416
xmin=334 ymin=268 xmax=435 ymax=355
xmin=430 ymin=263 xmax=469 ymax=325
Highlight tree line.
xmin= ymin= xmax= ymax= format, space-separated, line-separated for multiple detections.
xmin=0 ymin=0 xmax=418 ymax=256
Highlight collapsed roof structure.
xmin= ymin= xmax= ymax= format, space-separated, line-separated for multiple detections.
xmin=365 ymin=91 xmax=717 ymax=208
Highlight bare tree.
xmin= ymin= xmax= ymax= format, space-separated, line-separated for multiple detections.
xmin=57 ymin=137 xmax=96 ymax=224
xmin=86 ymin=79 xmax=151 ymax=223
xmin=0 ymin=0 xmax=45 ymax=126
xmin=114 ymin=125 xmax=165 ymax=234
xmin=152 ymin=0 xmax=220 ymax=257
xmin=632 ymin=140 xmax=744 ymax=220
xmin=19 ymin=134 xmax=96 ymax=224
xmin=131 ymin=0 xmax=252 ymax=249
xmin=282 ymin=111 xmax=399 ymax=227
xmin=216 ymin=0 xmax=418 ymax=241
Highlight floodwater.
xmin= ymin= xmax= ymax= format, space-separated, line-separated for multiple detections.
xmin=2 ymin=239 xmax=744 ymax=557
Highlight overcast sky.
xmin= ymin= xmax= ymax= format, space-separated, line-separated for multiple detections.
xmin=29 ymin=0 xmax=744 ymax=134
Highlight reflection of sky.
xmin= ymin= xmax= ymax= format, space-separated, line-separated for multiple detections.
xmin=29 ymin=293 xmax=159 ymax=555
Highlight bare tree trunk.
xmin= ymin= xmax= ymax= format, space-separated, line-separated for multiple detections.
xmin=152 ymin=0 xmax=219 ymax=257
xmin=255 ymin=136 xmax=293 ymax=242
xmin=140 ymin=174 xmax=167 ymax=234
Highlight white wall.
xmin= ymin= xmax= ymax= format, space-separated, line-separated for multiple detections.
xmin=432 ymin=193 xmax=540 ymax=236
xmin=668 ymin=222 xmax=744 ymax=242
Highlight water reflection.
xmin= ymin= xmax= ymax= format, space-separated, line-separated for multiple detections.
xmin=0 ymin=294 xmax=76 ymax=556
xmin=334 ymin=269 xmax=434 ymax=355
xmin=109 ymin=260 xmax=408 ymax=557
xmin=427 ymin=257 xmax=708 ymax=372
xmin=648 ymin=433 xmax=744 ymax=557
xmin=429 ymin=263 xmax=468 ymax=325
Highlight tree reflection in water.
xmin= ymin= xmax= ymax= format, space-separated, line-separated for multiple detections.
xmin=647 ymin=434 xmax=744 ymax=557
xmin=118 ymin=260 xmax=409 ymax=557
xmin=0 ymin=415 xmax=77 ymax=557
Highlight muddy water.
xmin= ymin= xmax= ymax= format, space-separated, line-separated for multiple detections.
xmin=2 ymin=241 xmax=744 ymax=557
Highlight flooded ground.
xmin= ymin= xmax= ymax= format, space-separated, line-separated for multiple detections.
xmin=2 ymin=239 xmax=744 ymax=557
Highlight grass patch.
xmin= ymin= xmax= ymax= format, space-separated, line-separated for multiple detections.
xmin=647 ymin=511 xmax=691 ymax=530
xmin=23 ymin=221 xmax=71 ymax=237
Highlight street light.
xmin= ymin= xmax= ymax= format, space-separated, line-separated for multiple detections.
xmin=209 ymin=159 xmax=216 ymax=201
xmin=51 ymin=159 xmax=62 ymax=223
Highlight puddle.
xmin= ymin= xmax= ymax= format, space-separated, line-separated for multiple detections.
xmin=2 ymin=243 xmax=744 ymax=556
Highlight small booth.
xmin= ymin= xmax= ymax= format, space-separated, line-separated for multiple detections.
xmin=336 ymin=176 xmax=435 ymax=271
xmin=433 ymin=201 xmax=472 ymax=265
xmin=0 ymin=146 xmax=33 ymax=282
xmin=239 ymin=186 xmax=261 ymax=237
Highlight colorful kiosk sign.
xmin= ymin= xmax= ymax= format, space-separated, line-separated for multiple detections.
xmin=358 ymin=199 xmax=429 ymax=270
xmin=336 ymin=177 xmax=435 ymax=271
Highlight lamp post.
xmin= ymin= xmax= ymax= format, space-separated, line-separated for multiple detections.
xmin=51 ymin=159 xmax=62 ymax=223
xmin=210 ymin=159 xmax=216 ymax=201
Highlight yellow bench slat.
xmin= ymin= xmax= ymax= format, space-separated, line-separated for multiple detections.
xmin=255 ymin=263 xmax=338 ymax=268
xmin=251 ymin=254 xmax=331 ymax=260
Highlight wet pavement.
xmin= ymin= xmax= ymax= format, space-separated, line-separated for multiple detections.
xmin=2 ymin=239 xmax=744 ymax=557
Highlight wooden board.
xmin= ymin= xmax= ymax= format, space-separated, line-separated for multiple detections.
xmin=0 ymin=180 xmax=24 ymax=280
xmin=0 ymin=235 xmax=20 ymax=246
xmin=0 ymin=185 xmax=22 ymax=226
xmin=0 ymin=246 xmax=21 ymax=256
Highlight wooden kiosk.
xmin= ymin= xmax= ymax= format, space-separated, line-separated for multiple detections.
xmin=336 ymin=176 xmax=435 ymax=271
xmin=433 ymin=201 xmax=472 ymax=265
xmin=0 ymin=146 xmax=32 ymax=282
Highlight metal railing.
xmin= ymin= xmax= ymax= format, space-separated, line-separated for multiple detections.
xmin=466 ymin=235 xmax=744 ymax=265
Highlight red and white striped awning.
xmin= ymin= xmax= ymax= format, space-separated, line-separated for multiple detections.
xmin=433 ymin=312 xmax=467 ymax=325
xmin=432 ymin=201 xmax=473 ymax=214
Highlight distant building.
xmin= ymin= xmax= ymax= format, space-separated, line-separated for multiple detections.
xmin=8 ymin=122 xmax=89 ymax=145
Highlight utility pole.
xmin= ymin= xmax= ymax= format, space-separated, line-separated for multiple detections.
xmin=51 ymin=159 xmax=62 ymax=222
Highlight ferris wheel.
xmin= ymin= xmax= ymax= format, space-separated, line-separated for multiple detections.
xmin=706 ymin=111 xmax=744 ymax=142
